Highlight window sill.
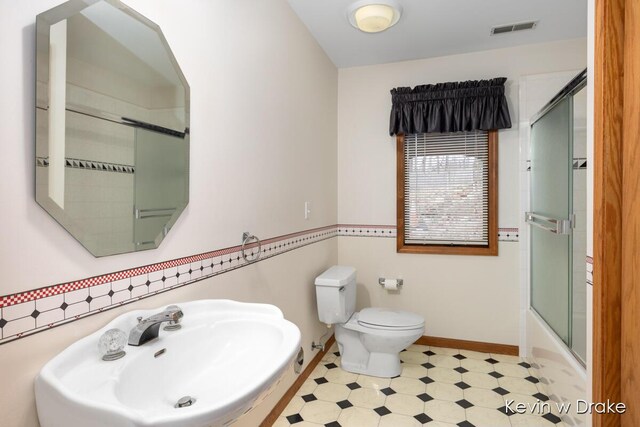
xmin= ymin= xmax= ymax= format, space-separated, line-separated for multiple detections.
xmin=396 ymin=242 xmax=498 ymax=256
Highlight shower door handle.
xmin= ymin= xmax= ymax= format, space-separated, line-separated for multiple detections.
xmin=525 ymin=212 xmax=572 ymax=235
xmin=134 ymin=207 xmax=176 ymax=219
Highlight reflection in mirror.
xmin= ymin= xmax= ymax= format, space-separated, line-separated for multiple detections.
xmin=35 ymin=0 xmax=190 ymax=257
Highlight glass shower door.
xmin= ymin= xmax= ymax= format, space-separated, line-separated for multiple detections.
xmin=529 ymin=97 xmax=573 ymax=345
xmin=133 ymin=128 xmax=188 ymax=248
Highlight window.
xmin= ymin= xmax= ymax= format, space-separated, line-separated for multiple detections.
xmin=396 ymin=130 xmax=498 ymax=255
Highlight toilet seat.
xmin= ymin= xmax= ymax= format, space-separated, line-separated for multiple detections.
xmin=357 ymin=308 xmax=424 ymax=331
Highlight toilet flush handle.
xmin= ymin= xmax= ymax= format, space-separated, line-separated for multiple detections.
xmin=339 ymin=286 xmax=345 ymax=292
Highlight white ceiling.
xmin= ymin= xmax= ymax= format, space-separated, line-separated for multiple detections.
xmin=287 ymin=0 xmax=587 ymax=68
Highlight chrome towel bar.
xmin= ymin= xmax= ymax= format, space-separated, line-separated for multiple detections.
xmin=135 ymin=207 xmax=176 ymax=219
xmin=525 ymin=212 xmax=573 ymax=235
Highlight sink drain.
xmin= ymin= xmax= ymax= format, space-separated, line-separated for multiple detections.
xmin=175 ymin=396 xmax=196 ymax=408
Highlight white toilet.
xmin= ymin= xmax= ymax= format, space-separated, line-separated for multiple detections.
xmin=315 ymin=265 xmax=425 ymax=378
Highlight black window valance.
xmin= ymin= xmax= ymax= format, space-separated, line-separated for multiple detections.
xmin=389 ymin=78 xmax=512 ymax=135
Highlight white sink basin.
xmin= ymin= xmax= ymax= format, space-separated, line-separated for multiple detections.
xmin=35 ymin=300 xmax=301 ymax=427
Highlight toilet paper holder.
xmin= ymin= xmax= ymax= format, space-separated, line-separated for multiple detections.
xmin=378 ymin=278 xmax=403 ymax=288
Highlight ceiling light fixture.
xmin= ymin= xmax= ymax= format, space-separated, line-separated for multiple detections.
xmin=347 ymin=1 xmax=402 ymax=33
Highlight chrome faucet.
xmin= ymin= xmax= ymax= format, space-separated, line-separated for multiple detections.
xmin=128 ymin=306 xmax=183 ymax=346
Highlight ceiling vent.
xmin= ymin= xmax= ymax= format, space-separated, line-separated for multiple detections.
xmin=490 ymin=21 xmax=538 ymax=35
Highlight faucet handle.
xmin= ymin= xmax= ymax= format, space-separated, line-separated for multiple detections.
xmin=164 ymin=305 xmax=183 ymax=330
xmin=165 ymin=305 xmax=183 ymax=320
xmin=98 ymin=329 xmax=127 ymax=361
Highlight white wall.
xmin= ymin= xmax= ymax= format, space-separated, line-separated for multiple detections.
xmin=0 ymin=1 xmax=337 ymax=426
xmin=337 ymin=39 xmax=587 ymax=346
xmin=1 ymin=0 xmax=338 ymax=295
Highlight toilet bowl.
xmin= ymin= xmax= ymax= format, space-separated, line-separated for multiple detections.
xmin=315 ymin=266 xmax=425 ymax=378
xmin=336 ymin=308 xmax=424 ymax=377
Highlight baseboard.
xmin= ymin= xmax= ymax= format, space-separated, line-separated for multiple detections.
xmin=415 ymin=335 xmax=519 ymax=356
xmin=260 ymin=335 xmax=336 ymax=427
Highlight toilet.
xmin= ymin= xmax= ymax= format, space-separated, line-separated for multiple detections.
xmin=315 ymin=265 xmax=425 ymax=378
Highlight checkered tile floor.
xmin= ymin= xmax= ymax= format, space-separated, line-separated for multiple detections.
xmin=271 ymin=343 xmax=567 ymax=427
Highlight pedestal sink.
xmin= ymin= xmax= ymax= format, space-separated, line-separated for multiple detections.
xmin=35 ymin=300 xmax=301 ymax=427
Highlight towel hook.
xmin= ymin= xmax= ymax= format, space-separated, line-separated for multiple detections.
xmin=241 ymin=232 xmax=262 ymax=263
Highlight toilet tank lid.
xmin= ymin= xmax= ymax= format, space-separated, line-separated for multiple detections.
xmin=315 ymin=266 xmax=356 ymax=287
xmin=358 ymin=307 xmax=424 ymax=328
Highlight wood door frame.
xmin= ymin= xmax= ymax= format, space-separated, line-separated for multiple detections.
xmin=593 ymin=0 xmax=639 ymax=425
xmin=620 ymin=0 xmax=640 ymax=424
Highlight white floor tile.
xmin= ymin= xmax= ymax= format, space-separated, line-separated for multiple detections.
xmin=347 ymin=387 xmax=386 ymax=409
xmin=499 ymin=376 xmax=539 ymax=395
xmin=460 ymin=358 xmax=495 ymax=374
xmin=407 ymin=344 xmax=430 ymax=353
xmin=463 ymin=387 xmax=506 ymax=409
xmin=357 ymin=374 xmax=391 ymax=390
xmin=425 ymin=382 xmax=464 ymax=402
xmin=298 ymin=400 xmax=340 ymax=424
xmin=490 ymin=353 xmax=523 ymax=364
xmin=324 ymin=368 xmax=359 ymax=385
xmin=427 ymin=367 xmax=462 ymax=384
xmin=295 ymin=381 xmax=317 ymax=396
xmin=461 ymin=372 xmax=500 ymax=389
xmin=429 ymin=354 xmax=461 ymax=369
xmin=495 ymin=362 xmax=530 ymax=378
xmin=458 ymin=349 xmax=491 ymax=360
xmin=389 ymin=377 xmax=427 ymax=395
xmin=272 ymin=345 xmax=563 ymax=427
xmin=384 ymin=393 xmax=424 ymax=416
xmin=310 ymin=364 xmax=328 ymax=379
xmin=399 ymin=350 xmax=429 ymax=364
xmin=281 ymin=396 xmax=305 ymax=417
xmin=378 ymin=413 xmax=422 ymax=427
xmin=510 ymin=413 xmax=559 ymax=426
xmin=466 ymin=406 xmax=512 ymax=427
xmin=400 ymin=363 xmax=429 ymax=379
xmin=423 ymin=399 xmax=466 ymax=424
xmin=429 ymin=346 xmax=461 ymax=356
xmin=336 ymin=407 xmax=380 ymax=427
xmin=313 ymin=382 xmax=350 ymax=402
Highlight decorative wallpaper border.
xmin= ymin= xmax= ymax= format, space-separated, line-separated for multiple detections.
xmin=573 ymin=158 xmax=587 ymax=170
xmin=525 ymin=158 xmax=587 ymax=172
xmin=337 ymin=225 xmax=519 ymax=242
xmin=337 ymin=224 xmax=397 ymax=238
xmin=0 ymin=225 xmax=337 ymax=345
xmin=36 ymin=156 xmax=135 ymax=174
xmin=498 ymin=228 xmax=519 ymax=242
xmin=0 ymin=224 xmax=519 ymax=345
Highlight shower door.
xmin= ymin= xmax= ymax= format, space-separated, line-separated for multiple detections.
xmin=529 ymin=97 xmax=573 ymax=344
xmin=528 ymin=70 xmax=587 ymax=363
xmin=133 ymin=128 xmax=188 ymax=247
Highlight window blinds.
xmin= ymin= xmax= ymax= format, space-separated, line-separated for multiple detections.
xmin=404 ymin=131 xmax=489 ymax=246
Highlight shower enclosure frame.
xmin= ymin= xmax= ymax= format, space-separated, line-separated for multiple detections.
xmin=528 ymin=69 xmax=587 ymax=366
xmin=517 ymin=69 xmax=589 ymax=426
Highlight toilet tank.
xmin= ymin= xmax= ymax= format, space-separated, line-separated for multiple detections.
xmin=315 ymin=266 xmax=356 ymax=324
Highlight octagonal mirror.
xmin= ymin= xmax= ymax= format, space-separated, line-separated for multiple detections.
xmin=35 ymin=0 xmax=190 ymax=257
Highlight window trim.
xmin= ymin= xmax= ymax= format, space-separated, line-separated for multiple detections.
xmin=396 ymin=130 xmax=499 ymax=256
